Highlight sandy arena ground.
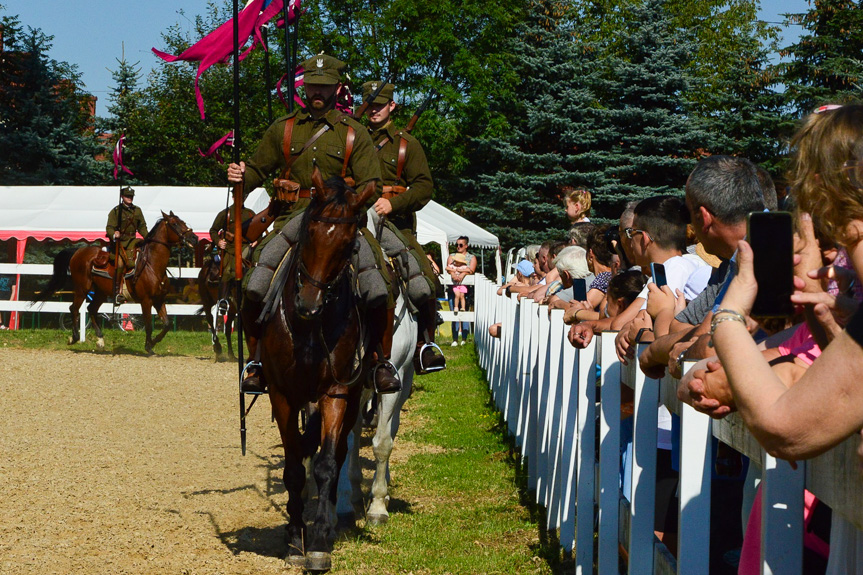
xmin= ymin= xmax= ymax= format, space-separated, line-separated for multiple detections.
xmin=0 ymin=348 xmax=397 ymax=575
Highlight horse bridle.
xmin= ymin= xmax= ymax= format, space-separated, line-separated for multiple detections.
xmin=294 ymin=212 xmax=362 ymax=304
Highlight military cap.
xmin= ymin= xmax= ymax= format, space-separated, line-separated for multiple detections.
xmin=120 ymin=186 xmax=135 ymax=198
xmin=361 ymin=81 xmax=395 ymax=105
xmin=301 ymin=54 xmax=346 ymax=85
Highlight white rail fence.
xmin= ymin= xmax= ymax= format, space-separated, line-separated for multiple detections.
xmin=0 ymin=263 xmax=204 ymax=339
xmin=473 ymin=273 xmax=863 ymax=574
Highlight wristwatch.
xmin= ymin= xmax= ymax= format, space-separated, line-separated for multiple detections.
xmin=635 ymin=327 xmax=653 ymax=343
xmin=675 ymin=347 xmax=689 ymax=369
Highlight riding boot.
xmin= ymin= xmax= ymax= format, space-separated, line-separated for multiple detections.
xmin=368 ymin=305 xmax=401 ymax=394
xmin=241 ymin=306 xmax=266 ymax=394
xmin=414 ymin=299 xmax=446 ymax=374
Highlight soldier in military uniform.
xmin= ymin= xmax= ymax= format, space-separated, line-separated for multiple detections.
xmin=105 ymin=186 xmax=148 ymax=301
xmin=362 ymin=81 xmax=446 ymax=374
xmin=226 ymin=54 xmax=400 ymax=395
xmin=208 ymin=203 xmax=255 ymax=291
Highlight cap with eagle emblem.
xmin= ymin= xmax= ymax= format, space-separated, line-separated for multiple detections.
xmin=361 ymin=80 xmax=395 ymax=104
xmin=299 ymin=54 xmax=346 ymax=85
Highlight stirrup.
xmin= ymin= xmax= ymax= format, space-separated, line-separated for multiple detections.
xmin=115 ymin=294 xmax=126 ymax=305
xmin=216 ymin=298 xmax=230 ymax=316
xmin=417 ymin=342 xmax=446 ymax=374
xmin=241 ymin=361 xmax=266 ymax=395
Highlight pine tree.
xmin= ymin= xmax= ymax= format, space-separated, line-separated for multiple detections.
xmin=779 ymin=0 xmax=863 ymax=116
xmin=460 ymin=0 xmax=598 ymax=248
xmin=0 ymin=12 xmax=105 ymax=184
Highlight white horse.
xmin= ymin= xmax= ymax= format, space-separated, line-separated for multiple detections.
xmin=336 ymin=227 xmax=419 ymax=525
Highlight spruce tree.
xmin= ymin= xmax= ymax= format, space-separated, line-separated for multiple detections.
xmin=779 ymin=0 xmax=863 ymax=116
xmin=0 ymin=12 xmax=104 ymax=184
xmin=460 ymin=0 xmax=598 ymax=248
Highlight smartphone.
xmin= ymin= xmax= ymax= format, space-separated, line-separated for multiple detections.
xmin=650 ymin=262 xmax=667 ymax=288
xmin=747 ymin=211 xmax=794 ymax=318
xmin=572 ymin=278 xmax=588 ymax=301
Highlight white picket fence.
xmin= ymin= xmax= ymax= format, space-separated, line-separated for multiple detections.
xmin=0 ymin=263 xmax=204 ymax=339
xmin=473 ymin=274 xmax=863 ymax=574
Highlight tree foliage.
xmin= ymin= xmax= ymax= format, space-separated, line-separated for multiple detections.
xmin=779 ymin=0 xmax=863 ymax=116
xmin=0 ymin=11 xmax=105 ymax=184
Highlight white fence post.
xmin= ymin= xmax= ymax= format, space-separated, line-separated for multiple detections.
xmin=629 ymin=344 xmax=658 ymax=575
xmin=575 ymin=337 xmax=597 ymax=574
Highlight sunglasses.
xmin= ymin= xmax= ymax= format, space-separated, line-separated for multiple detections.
xmin=456 ymin=243 xmax=466 ymax=247
xmin=624 ymin=228 xmax=653 ymax=241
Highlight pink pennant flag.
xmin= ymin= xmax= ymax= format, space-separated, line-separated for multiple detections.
xmin=113 ymin=134 xmax=134 ymax=180
xmin=199 ymin=131 xmax=234 ymax=164
xmin=152 ymin=0 xmax=301 ymax=120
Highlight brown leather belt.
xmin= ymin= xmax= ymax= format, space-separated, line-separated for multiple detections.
xmin=382 ymin=185 xmax=407 ymax=199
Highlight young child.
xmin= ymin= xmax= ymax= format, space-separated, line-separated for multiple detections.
xmin=561 ymin=186 xmax=592 ymax=223
xmin=450 ymin=252 xmax=470 ymax=313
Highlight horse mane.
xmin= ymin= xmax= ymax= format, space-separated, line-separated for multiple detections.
xmin=143 ymin=218 xmax=165 ymax=244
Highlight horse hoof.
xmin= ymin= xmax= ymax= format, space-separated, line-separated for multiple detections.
xmin=96 ymin=337 xmax=105 ymax=350
xmin=67 ymin=336 xmax=75 ymax=345
xmin=304 ymin=551 xmax=331 ymax=572
xmin=284 ymin=553 xmax=305 ymax=568
xmin=145 ymin=347 xmax=155 ymax=356
xmin=366 ymin=513 xmax=389 ymax=527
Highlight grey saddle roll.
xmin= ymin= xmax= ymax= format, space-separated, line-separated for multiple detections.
xmin=246 ymin=214 xmax=389 ymax=310
xmin=377 ymin=224 xmax=433 ymax=306
xmin=245 ymin=216 xmax=304 ymax=302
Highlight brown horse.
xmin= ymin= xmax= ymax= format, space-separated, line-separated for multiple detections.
xmin=36 ymin=212 xmax=197 ymax=354
xmin=247 ymin=169 xmax=375 ymax=571
xmin=197 ymin=258 xmax=237 ymax=361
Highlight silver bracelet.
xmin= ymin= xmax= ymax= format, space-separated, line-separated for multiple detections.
xmin=710 ymin=314 xmax=746 ymax=335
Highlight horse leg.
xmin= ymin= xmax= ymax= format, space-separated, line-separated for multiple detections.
xmin=270 ymin=391 xmax=306 ymax=566
xmin=340 ymin=387 xmax=372 ymax=523
xmin=141 ymin=301 xmax=155 ymax=355
xmin=306 ymin=391 xmax=360 ymax=571
xmin=368 ymin=367 xmax=414 ymax=525
xmin=202 ymin=300 xmax=222 ymax=361
xmin=68 ymin=292 xmax=85 ymax=345
xmin=149 ymin=301 xmax=171 ymax=348
xmin=87 ymin=292 xmax=107 ymax=350
xmin=225 ymin=305 xmax=236 ymax=361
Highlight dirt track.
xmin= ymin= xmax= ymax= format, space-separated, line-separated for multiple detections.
xmin=0 ymin=348 xmax=378 ymax=575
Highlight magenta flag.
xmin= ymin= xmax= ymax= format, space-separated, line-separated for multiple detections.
xmin=152 ymin=0 xmax=301 ymax=119
xmin=199 ymin=131 xmax=234 ymax=164
xmin=113 ymin=134 xmax=134 ymax=180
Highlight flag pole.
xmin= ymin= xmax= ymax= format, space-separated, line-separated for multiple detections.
xmin=232 ymin=0 xmax=248 ymax=455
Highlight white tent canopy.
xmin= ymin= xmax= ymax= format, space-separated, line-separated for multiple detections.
xmin=0 ymin=187 xmax=499 ymax=277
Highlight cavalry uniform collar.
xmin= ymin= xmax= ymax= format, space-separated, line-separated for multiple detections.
xmin=294 ymin=107 xmax=347 ymax=127
xmin=369 ymin=120 xmax=399 ymax=141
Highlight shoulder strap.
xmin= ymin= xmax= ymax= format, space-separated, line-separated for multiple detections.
xmin=280 ymin=117 xmax=296 ymax=176
xmin=341 ymin=126 xmax=355 ymax=178
xmin=395 ymin=135 xmax=409 ymax=183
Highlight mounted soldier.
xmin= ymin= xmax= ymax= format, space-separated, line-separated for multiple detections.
xmin=103 ymin=185 xmax=147 ymax=304
xmin=208 ymin=203 xmax=255 ymax=292
xmin=361 ymin=80 xmax=446 ymax=374
xmin=226 ymin=54 xmax=401 ymax=396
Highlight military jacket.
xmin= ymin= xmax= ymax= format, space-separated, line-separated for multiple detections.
xmin=209 ymin=206 xmax=255 ymax=247
xmin=369 ymin=121 xmax=433 ymax=233
xmin=106 ymin=204 xmax=148 ymax=250
xmin=243 ymin=108 xmax=382 ymax=220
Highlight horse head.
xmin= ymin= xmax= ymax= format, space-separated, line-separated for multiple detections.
xmin=293 ymin=167 xmax=375 ymax=320
xmin=160 ymin=210 xmax=198 ymax=248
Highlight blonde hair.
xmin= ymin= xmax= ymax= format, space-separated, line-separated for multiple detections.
xmin=790 ymin=104 xmax=863 ymax=246
xmin=561 ymin=186 xmax=592 ymax=220
xmin=525 ymin=244 xmax=541 ymax=263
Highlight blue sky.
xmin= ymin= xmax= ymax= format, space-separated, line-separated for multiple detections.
xmin=3 ymin=0 xmax=811 ymax=117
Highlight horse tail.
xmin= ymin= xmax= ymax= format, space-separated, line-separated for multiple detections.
xmin=33 ymin=248 xmax=76 ymax=302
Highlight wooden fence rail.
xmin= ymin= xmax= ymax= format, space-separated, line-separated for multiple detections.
xmin=473 ymin=274 xmax=863 ymax=574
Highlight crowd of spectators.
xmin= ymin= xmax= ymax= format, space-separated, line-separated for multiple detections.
xmin=487 ymin=103 xmax=863 ymax=574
